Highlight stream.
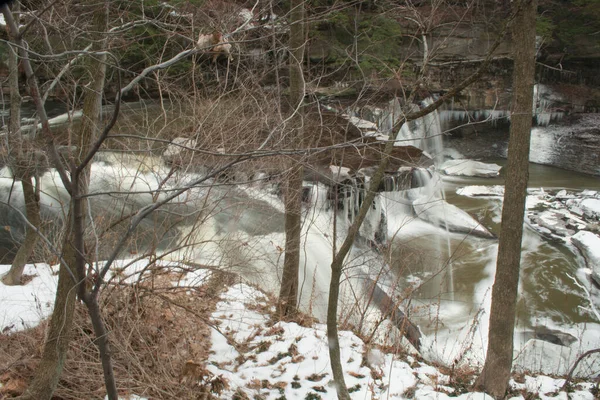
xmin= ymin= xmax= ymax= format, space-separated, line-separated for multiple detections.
xmin=1 ymin=99 xmax=599 ymax=374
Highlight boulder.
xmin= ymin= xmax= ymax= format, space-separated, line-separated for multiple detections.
xmin=571 ymin=230 xmax=600 ymax=287
xmin=440 ymin=159 xmax=502 ymax=177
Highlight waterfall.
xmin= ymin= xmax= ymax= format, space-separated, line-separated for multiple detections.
xmin=392 ymin=99 xmax=455 ymax=300
xmin=0 ymin=99 xmax=487 ymax=347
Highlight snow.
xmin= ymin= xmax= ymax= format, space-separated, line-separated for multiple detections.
xmin=163 ymin=137 xmax=197 ymax=159
xmin=572 ymin=231 xmax=600 ymax=263
xmin=413 ymin=197 xmax=495 ymax=238
xmin=456 ymin=185 xmax=505 ymax=197
xmin=328 ymin=165 xmax=352 ymax=181
xmin=1 ymin=259 xmax=597 ymax=399
xmin=441 ymin=159 xmax=502 ymax=178
xmin=204 ymin=282 xmax=595 ymax=399
xmin=344 ymin=115 xmax=379 ymax=131
xmin=571 ymin=231 xmax=600 ymax=278
xmin=513 ymin=339 xmax=575 ymax=376
xmin=581 ymin=198 xmax=600 ymax=219
xmin=0 ymin=259 xmax=209 ymax=333
xmin=0 ymin=264 xmax=57 ymax=333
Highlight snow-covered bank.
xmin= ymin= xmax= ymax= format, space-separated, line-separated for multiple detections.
xmin=1 ymin=259 xmax=597 ymax=399
xmin=204 ymin=282 xmax=596 ymax=399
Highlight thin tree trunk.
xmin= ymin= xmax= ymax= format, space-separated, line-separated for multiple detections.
xmin=17 ymin=238 xmax=78 ymax=400
xmin=84 ymin=293 xmax=118 ymax=399
xmin=277 ymin=0 xmax=305 ymax=318
xmin=6 ymin=1 xmax=20 ymax=138
xmin=0 ymin=1 xmax=42 ymax=287
xmin=474 ymin=0 xmax=537 ymax=397
xmin=278 ymin=165 xmax=303 ymax=317
xmin=70 ymin=2 xmax=118 ymax=398
xmin=2 ymin=176 xmax=41 ymax=285
xmin=0 ymin=4 xmax=79 ymax=399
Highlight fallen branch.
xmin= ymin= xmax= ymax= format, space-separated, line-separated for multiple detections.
xmin=561 ymin=348 xmax=600 ymax=391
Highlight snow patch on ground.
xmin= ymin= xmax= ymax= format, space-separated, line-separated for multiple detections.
xmin=0 ymin=264 xmax=57 ymax=333
xmin=205 ymin=283 xmax=596 ymax=399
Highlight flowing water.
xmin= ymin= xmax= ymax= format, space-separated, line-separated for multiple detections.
xmin=2 ymin=99 xmax=599 ymax=371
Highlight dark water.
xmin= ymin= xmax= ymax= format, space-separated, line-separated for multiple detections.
xmin=391 ymin=160 xmax=600 ymax=355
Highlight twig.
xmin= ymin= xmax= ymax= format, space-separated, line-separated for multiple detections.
xmin=561 ymin=348 xmax=600 ymax=391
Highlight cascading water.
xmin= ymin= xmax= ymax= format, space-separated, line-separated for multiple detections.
xmin=0 ymin=98 xmax=494 ymax=357
xmin=2 ymin=98 xmax=599 ymax=373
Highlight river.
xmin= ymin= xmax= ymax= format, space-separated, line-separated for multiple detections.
xmin=393 ymin=153 xmax=600 ymax=366
xmin=1 ymin=99 xmax=599 ymax=372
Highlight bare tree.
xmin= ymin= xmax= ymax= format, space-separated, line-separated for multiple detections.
xmin=474 ymin=0 xmax=537 ymax=397
xmin=324 ymin=4 xmax=518 ymax=396
xmin=1 ymin=1 xmax=42 ymax=286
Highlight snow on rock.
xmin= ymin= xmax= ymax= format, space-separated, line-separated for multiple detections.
xmin=457 ymin=187 xmax=600 ymax=243
xmin=441 ymin=159 xmax=502 ymax=178
xmin=328 ymin=165 xmax=352 ymax=182
xmin=581 ymin=198 xmax=600 ymax=220
xmin=456 ymin=185 xmax=505 ymax=197
xmin=163 ymin=137 xmax=197 ymax=161
xmin=344 ymin=115 xmax=379 ymax=131
xmin=414 ymin=199 xmax=496 ymax=238
xmin=571 ymin=231 xmax=600 ymax=286
xmin=0 ymin=264 xmax=57 ymax=333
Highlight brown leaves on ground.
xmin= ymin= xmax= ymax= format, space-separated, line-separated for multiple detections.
xmin=0 ymin=265 xmax=233 ymax=400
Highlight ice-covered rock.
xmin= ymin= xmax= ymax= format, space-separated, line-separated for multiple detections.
xmin=441 ymin=159 xmax=502 ymax=177
xmin=456 ymin=185 xmax=504 ymax=197
xmin=571 ymin=231 xmax=600 ymax=287
xmin=581 ymin=198 xmax=600 ymax=220
xmin=413 ymin=200 xmax=496 ymax=239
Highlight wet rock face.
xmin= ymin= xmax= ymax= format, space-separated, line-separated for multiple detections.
xmin=443 ymin=114 xmax=600 ymax=177
xmin=529 ymin=115 xmax=600 ymax=177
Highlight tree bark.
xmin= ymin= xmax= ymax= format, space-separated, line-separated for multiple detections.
xmin=2 ymin=176 xmax=41 ymax=285
xmin=0 ymin=5 xmax=79 ymax=399
xmin=70 ymin=2 xmax=118 ymax=398
xmin=278 ymin=165 xmax=303 ymax=317
xmin=473 ymin=0 xmax=537 ymax=397
xmin=16 ymin=239 xmax=78 ymax=400
xmin=277 ymin=0 xmax=305 ymax=318
xmin=0 ymin=1 xmax=42 ymax=287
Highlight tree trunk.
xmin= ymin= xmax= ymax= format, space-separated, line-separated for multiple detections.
xmin=2 ymin=176 xmax=41 ymax=285
xmin=473 ymin=0 xmax=537 ymax=397
xmin=277 ymin=0 xmax=305 ymax=318
xmin=6 ymin=1 xmax=20 ymax=138
xmin=0 ymin=1 xmax=42 ymax=287
xmin=0 ymin=5 xmax=79 ymax=399
xmin=278 ymin=165 xmax=303 ymax=317
xmin=16 ymin=239 xmax=78 ymax=400
xmin=71 ymin=2 xmax=118 ymax=398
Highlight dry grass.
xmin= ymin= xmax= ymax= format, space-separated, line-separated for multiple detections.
xmin=0 ymin=266 xmax=235 ymax=400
